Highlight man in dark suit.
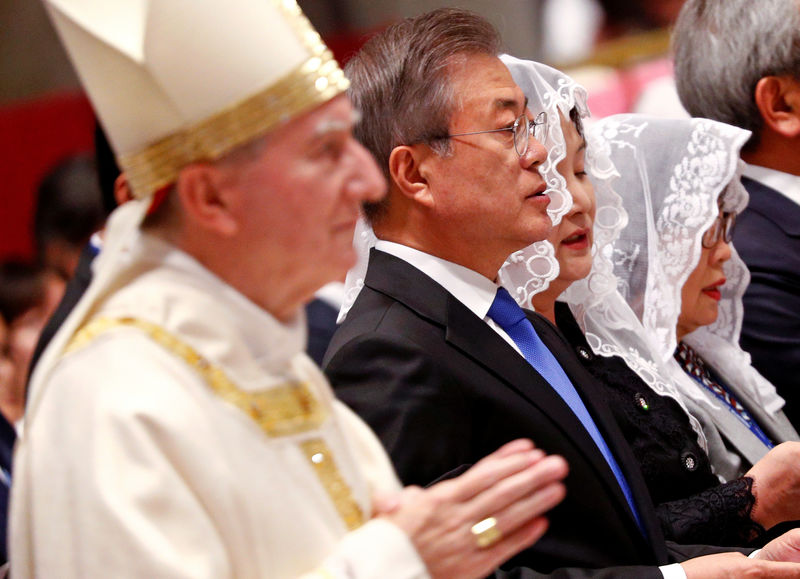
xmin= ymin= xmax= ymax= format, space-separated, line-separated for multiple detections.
xmin=673 ymin=0 xmax=800 ymax=427
xmin=324 ymin=7 xmax=800 ymax=578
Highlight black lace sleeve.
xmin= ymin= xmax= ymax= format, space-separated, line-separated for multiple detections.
xmin=656 ymin=477 xmax=766 ymax=546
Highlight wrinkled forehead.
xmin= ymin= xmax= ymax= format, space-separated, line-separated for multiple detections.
xmin=448 ymin=54 xmax=527 ymax=116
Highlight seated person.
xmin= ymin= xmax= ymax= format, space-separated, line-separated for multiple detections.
xmin=499 ymin=56 xmax=800 ymax=546
xmin=673 ymin=0 xmax=800 ymax=428
xmin=592 ymin=113 xmax=799 ymax=477
xmin=0 ymin=261 xmax=65 ymax=423
xmin=33 ymin=154 xmax=106 ymax=279
xmin=13 ymin=0 xmax=569 ymax=576
xmin=325 ymin=7 xmax=800 ymax=576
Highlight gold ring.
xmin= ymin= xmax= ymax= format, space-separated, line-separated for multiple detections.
xmin=470 ymin=516 xmax=502 ymax=548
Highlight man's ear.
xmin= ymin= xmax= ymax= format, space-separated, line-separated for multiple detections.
xmin=113 ymin=174 xmax=134 ymax=206
xmin=175 ymin=163 xmax=239 ymax=236
xmin=388 ymin=144 xmax=437 ymax=208
xmin=754 ymin=76 xmax=800 ymax=139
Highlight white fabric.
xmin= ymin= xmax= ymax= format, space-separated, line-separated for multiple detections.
xmin=497 ymin=55 xmax=595 ymax=306
xmin=314 ymin=281 xmax=346 ymax=310
xmin=541 ymin=0 xmax=603 ymax=64
xmin=43 ymin=0 xmax=309 ymax=159
xmin=338 ymin=54 xmax=574 ymax=322
xmin=497 ymin=55 xmax=593 ymax=306
xmin=11 ymin=231 xmax=428 ymax=578
xmin=374 ymin=241 xmax=520 ymax=354
xmin=743 ymin=163 xmax=800 ymax=208
xmin=593 ymin=115 xmax=780 ymax=406
xmin=591 ymin=113 xmax=796 ymax=476
xmin=659 ymin=563 xmax=688 ymax=579
xmin=497 ymin=59 xmax=709 ymax=454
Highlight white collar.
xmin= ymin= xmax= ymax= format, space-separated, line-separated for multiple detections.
xmin=110 ymin=233 xmax=307 ymax=375
xmin=743 ymin=163 xmax=800 ymax=206
xmin=374 ymin=240 xmax=499 ymax=319
xmin=314 ymin=281 xmax=345 ymax=309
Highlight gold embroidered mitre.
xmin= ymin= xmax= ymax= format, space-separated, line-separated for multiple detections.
xmin=44 ymin=0 xmax=349 ymax=198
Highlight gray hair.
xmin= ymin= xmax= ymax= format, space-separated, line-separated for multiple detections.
xmin=344 ymin=8 xmax=501 ymax=224
xmin=672 ymin=0 xmax=800 ymax=150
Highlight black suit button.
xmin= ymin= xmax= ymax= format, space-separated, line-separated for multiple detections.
xmin=681 ymin=451 xmax=698 ymax=472
xmin=577 ymin=346 xmax=592 ymax=360
xmin=634 ymin=392 xmax=649 ymax=411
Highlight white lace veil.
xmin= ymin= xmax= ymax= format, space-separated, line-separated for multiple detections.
xmin=495 ymin=55 xmax=584 ymax=306
xmin=593 ymin=114 xmax=785 ymax=419
xmin=338 ymin=54 xmax=574 ymax=321
xmin=497 ymin=62 xmax=711 ymax=451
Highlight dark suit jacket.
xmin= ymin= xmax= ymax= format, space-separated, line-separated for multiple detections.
xmin=324 ymin=249 xmax=733 ymax=577
xmin=305 ymin=298 xmax=340 ymax=366
xmin=736 ymin=176 xmax=800 ymax=428
xmin=28 ymin=243 xmax=97 ymax=385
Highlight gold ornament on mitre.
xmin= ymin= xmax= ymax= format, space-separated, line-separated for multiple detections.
xmin=44 ymin=0 xmax=349 ymax=199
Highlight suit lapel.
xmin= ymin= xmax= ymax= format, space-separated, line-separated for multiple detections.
xmin=364 ymin=250 xmax=656 ymax=544
xmin=531 ymin=312 xmax=667 ymax=551
xmin=742 ymin=176 xmax=800 ymax=237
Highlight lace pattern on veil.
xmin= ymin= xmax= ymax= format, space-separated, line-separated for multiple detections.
xmin=497 ymin=56 xmax=588 ymax=307
xmin=495 ymin=66 xmax=711 ymax=449
xmin=595 ymin=114 xmax=783 ymax=420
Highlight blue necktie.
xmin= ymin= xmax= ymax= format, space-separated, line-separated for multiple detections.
xmin=488 ymin=287 xmax=644 ymax=531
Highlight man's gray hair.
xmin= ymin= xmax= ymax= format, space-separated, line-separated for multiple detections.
xmin=344 ymin=8 xmax=501 ymax=224
xmin=673 ymin=0 xmax=800 ymax=150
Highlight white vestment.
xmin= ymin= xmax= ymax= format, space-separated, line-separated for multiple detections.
xmin=10 ymin=233 xmax=427 ymax=579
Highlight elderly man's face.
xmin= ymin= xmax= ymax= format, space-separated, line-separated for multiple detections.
xmin=421 ymin=54 xmax=551 ymax=278
xmin=225 ymin=95 xmax=385 ymax=310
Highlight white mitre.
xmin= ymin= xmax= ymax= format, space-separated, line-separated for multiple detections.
xmin=26 ymin=0 xmax=348 ymax=416
xmin=45 ymin=0 xmax=349 ymax=198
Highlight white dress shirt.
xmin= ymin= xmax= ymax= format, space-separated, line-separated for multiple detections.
xmin=375 ymin=240 xmax=522 ymax=353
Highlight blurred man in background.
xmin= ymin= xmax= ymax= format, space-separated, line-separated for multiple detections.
xmin=674 ymin=0 xmax=800 ymax=427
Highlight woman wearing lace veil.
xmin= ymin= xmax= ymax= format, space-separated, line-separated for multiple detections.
xmin=500 ymin=56 xmax=800 ymax=546
xmin=594 ymin=110 xmax=799 ymax=510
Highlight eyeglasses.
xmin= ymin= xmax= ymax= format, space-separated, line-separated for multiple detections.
xmin=444 ymin=111 xmax=548 ymax=157
xmin=702 ymin=211 xmax=736 ymax=249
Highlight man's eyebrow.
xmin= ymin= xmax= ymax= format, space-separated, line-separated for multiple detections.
xmin=313 ymin=109 xmax=362 ymax=136
xmin=494 ymin=96 xmax=528 ymax=113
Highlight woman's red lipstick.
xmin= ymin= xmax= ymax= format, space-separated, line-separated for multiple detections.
xmin=702 ymin=278 xmax=726 ymax=301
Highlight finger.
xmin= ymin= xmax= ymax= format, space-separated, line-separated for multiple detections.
xmin=490 ymin=481 xmax=566 ymax=539
xmin=372 ymin=490 xmax=403 ymax=515
xmin=464 ymin=455 xmax=569 ymax=521
xmin=472 ymin=517 xmax=551 ymax=576
xmin=440 ymin=447 xmax=547 ymax=502
xmin=486 ymin=438 xmax=536 ymax=458
xmin=748 ymin=562 xmax=800 ymax=576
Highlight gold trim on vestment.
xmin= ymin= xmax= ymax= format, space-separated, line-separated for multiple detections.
xmin=301 ymin=439 xmax=365 ymax=530
xmin=65 ymin=317 xmax=327 ymax=437
xmin=64 ymin=316 xmax=365 ymax=530
xmin=119 ymin=0 xmax=349 ymax=198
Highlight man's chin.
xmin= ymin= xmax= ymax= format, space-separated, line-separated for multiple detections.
xmin=522 ymin=223 xmax=555 ymax=247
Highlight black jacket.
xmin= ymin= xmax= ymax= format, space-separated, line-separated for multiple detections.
xmin=324 ymin=249 xmax=736 ymax=577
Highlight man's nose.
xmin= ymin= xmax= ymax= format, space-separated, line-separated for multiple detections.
xmin=520 ymin=137 xmax=547 ymax=169
xmin=345 ymin=140 xmax=386 ymax=203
